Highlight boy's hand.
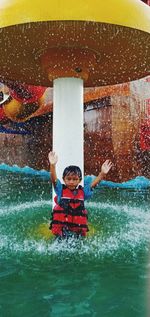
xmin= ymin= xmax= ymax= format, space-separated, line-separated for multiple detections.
xmin=101 ymin=160 xmax=113 ymax=175
xmin=48 ymin=151 xmax=58 ymax=165
xmin=91 ymin=159 xmax=113 ymax=188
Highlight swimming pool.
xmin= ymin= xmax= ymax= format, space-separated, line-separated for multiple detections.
xmin=0 ymin=170 xmax=149 ymax=317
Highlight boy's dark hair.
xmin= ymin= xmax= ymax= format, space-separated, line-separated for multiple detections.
xmin=62 ymin=165 xmax=82 ymax=180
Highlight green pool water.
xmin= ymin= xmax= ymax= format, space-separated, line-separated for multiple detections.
xmin=0 ymin=170 xmax=150 ymax=317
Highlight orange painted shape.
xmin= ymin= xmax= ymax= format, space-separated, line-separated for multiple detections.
xmin=41 ymin=47 xmax=99 ymax=82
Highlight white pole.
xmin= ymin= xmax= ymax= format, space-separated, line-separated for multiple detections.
xmin=53 ymin=77 xmax=84 ymax=184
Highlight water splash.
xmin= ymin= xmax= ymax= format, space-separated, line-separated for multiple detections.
xmin=0 ymin=199 xmax=52 ymax=217
xmin=0 ymin=197 xmax=149 ymax=262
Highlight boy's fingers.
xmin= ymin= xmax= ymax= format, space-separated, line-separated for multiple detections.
xmin=105 ymin=160 xmax=112 ymax=165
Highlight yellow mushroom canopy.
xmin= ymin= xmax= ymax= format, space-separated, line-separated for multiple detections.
xmin=0 ymin=0 xmax=150 ymax=86
xmin=1 ymin=0 xmax=150 ymax=31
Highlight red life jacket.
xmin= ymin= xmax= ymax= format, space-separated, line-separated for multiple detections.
xmin=50 ymin=185 xmax=89 ymax=236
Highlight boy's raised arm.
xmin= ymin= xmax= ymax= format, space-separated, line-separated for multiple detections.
xmin=90 ymin=159 xmax=113 ymax=188
xmin=48 ymin=151 xmax=58 ymax=185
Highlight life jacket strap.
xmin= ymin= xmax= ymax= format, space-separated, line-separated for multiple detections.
xmin=59 ymin=198 xmax=85 ymax=210
xmin=53 ymin=209 xmax=87 ymax=217
xmin=51 ymin=220 xmax=88 ymax=229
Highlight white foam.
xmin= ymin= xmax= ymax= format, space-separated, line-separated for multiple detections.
xmin=0 ymin=199 xmax=149 ymax=259
xmin=0 ymin=200 xmax=52 ymax=216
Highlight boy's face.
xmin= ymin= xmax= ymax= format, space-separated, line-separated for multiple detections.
xmin=63 ymin=173 xmax=81 ymax=190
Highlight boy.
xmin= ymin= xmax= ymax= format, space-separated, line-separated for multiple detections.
xmin=48 ymin=151 xmax=112 ymax=238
